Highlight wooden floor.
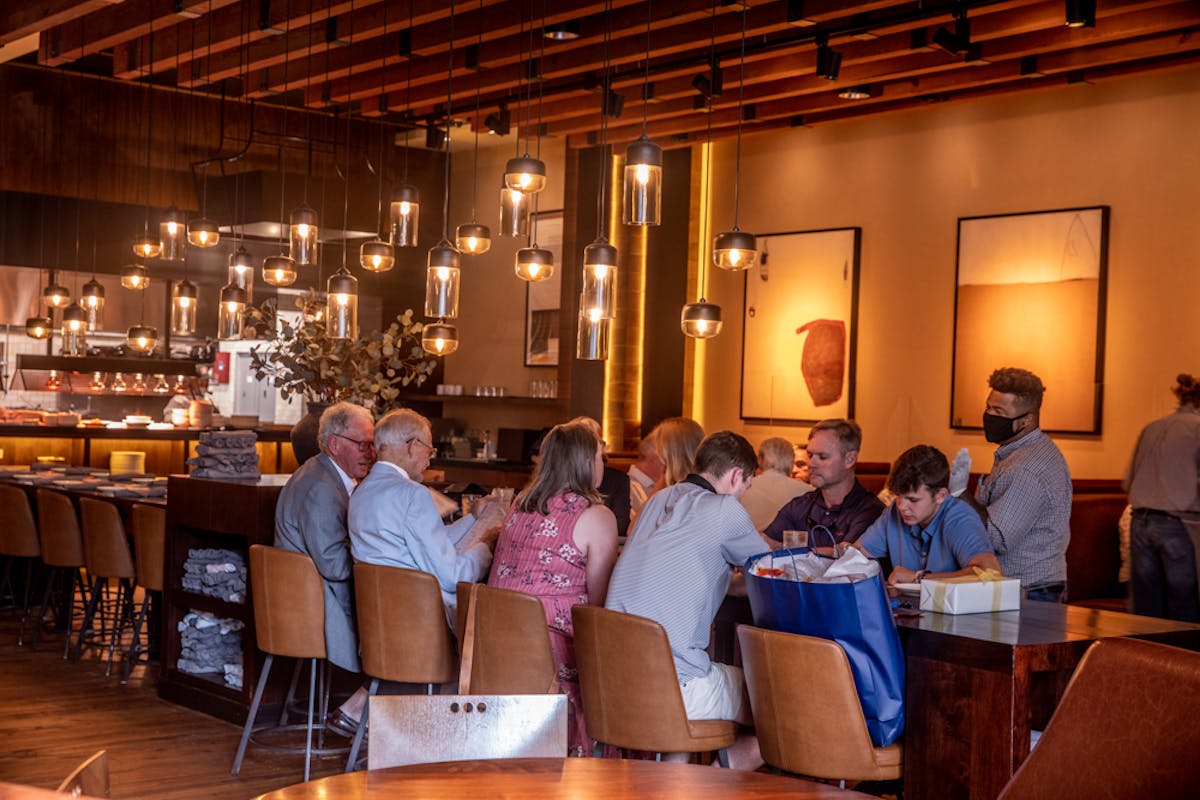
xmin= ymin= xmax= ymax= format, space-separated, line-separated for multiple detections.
xmin=0 ymin=610 xmax=345 ymax=800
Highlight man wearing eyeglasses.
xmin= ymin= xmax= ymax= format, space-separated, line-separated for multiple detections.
xmin=349 ymin=408 xmax=502 ymax=625
xmin=275 ymin=401 xmax=376 ymax=736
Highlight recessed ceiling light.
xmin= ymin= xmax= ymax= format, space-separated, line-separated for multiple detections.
xmin=543 ymin=21 xmax=580 ymax=41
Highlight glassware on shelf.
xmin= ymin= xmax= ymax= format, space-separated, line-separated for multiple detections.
xmin=111 ymin=372 xmax=127 ymax=393
xmin=132 ymin=373 xmax=149 ymax=394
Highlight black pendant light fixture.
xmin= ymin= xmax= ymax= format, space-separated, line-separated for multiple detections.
xmin=127 ymin=287 xmax=158 ymax=354
xmin=217 ymin=283 xmax=247 ymax=340
xmin=291 ymin=7 xmax=320 ymax=266
xmin=265 ymin=21 xmax=299 ymax=287
xmin=622 ymin=0 xmax=662 ymax=227
xmin=360 ymin=2 xmax=396 ymax=272
xmin=515 ymin=9 xmax=555 ymax=283
xmin=456 ymin=0 xmax=492 ymax=256
xmin=390 ymin=4 xmax=420 ymax=249
xmin=712 ymin=3 xmax=758 ymax=272
xmin=328 ymin=3 xmax=361 ymax=340
xmin=499 ymin=6 xmax=534 ymax=238
xmin=171 ymin=279 xmax=198 ymax=335
xmin=188 ymin=14 xmax=220 ymax=249
xmin=132 ymin=12 xmax=162 ymax=260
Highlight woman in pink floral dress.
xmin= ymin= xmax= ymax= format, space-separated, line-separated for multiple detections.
xmin=488 ymin=421 xmax=619 ymax=755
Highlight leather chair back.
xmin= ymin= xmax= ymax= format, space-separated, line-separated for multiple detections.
xmin=78 ymin=497 xmax=136 ymax=580
xmin=0 ymin=485 xmax=40 ymax=557
xmin=131 ymin=504 xmax=166 ymax=592
xmin=56 ymin=749 xmax=109 ymax=797
xmin=572 ymin=605 xmax=736 ymax=754
xmin=354 ymin=563 xmax=456 ymax=684
xmin=36 ymin=489 xmax=85 ymax=568
xmin=999 ymin=637 xmax=1200 ymax=800
xmin=248 ymin=544 xmax=326 ymax=659
xmin=458 ymin=583 xmax=558 ymax=695
xmin=737 ymin=625 xmax=902 ymax=782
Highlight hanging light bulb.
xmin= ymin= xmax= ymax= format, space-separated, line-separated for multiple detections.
xmin=120 ymin=264 xmax=149 ymax=290
xmin=421 ymin=320 xmax=459 ymax=356
xmin=499 ymin=183 xmax=530 ymax=238
xmin=360 ymin=239 xmax=396 ymax=272
xmin=503 ymin=155 xmax=547 ymax=194
xmin=712 ymin=229 xmax=759 ymax=271
xmin=262 ymin=254 xmax=298 ymax=287
xmin=424 ymin=241 xmax=461 ymax=318
xmin=111 ymin=372 xmax=128 ymax=392
xmin=389 ymin=184 xmax=420 ymax=247
xmin=576 ymin=307 xmax=611 ymax=360
xmin=25 ymin=315 xmax=53 ymax=340
xmin=217 ymin=283 xmax=247 ymax=340
xmin=172 ymin=374 xmax=188 ymax=394
xmin=455 ymin=222 xmax=492 ymax=255
xmin=159 ymin=205 xmax=187 ymax=261
xmin=581 ymin=239 xmax=618 ymax=318
xmin=681 ymin=300 xmax=723 ymax=339
xmin=228 ymin=246 xmax=255 ymax=306
xmin=515 ymin=243 xmax=554 ymax=282
xmin=43 ymin=280 xmax=70 ymax=309
xmin=60 ymin=302 xmax=88 ymax=357
xmin=80 ymin=278 xmax=105 ymax=331
xmin=187 ymin=217 xmax=221 ymax=248
xmin=326 ymin=271 xmax=358 ymax=339
xmin=289 ymin=203 xmax=319 ymax=266
xmin=126 ymin=323 xmax=158 ymax=354
xmin=132 ymin=232 xmax=162 ymax=259
xmin=171 ymin=279 xmax=198 ymax=335
xmin=623 ymin=135 xmax=663 ymax=227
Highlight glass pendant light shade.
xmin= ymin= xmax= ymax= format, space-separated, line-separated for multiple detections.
xmin=455 ymin=222 xmax=492 ymax=255
xmin=187 ymin=217 xmax=221 ymax=248
xmin=360 ymin=239 xmax=396 ymax=272
xmin=421 ymin=320 xmax=459 ymax=356
xmin=576 ymin=308 xmax=611 ymax=360
xmin=80 ymin=278 xmax=105 ymax=331
xmin=326 ymin=271 xmax=358 ymax=339
xmin=120 ymin=264 xmax=149 ymax=290
xmin=681 ymin=300 xmax=723 ymax=339
xmin=60 ymin=303 xmax=88 ymax=356
xmin=126 ymin=323 xmax=158 ymax=354
xmin=289 ymin=203 xmax=319 ymax=266
xmin=499 ymin=186 xmax=530 ymax=237
xmin=424 ymin=241 xmax=462 ymax=318
xmin=262 ymin=254 xmax=298 ymax=286
xmin=132 ymin=233 xmax=162 ymax=259
xmin=217 ymin=284 xmax=247 ymax=340
xmin=25 ymin=315 xmax=53 ymax=340
xmin=622 ymin=135 xmax=663 ymax=226
xmin=159 ymin=206 xmax=187 ymax=261
xmin=228 ymin=246 xmax=255 ymax=306
xmin=43 ymin=281 xmax=70 ymax=309
xmin=582 ymin=239 xmax=619 ymax=318
xmin=171 ymin=279 xmax=198 ymax=335
xmin=389 ymin=183 xmax=420 ymax=247
xmin=514 ymin=245 xmax=555 ymax=282
xmin=712 ymin=229 xmax=759 ymax=271
xmin=503 ymin=155 xmax=547 ymax=194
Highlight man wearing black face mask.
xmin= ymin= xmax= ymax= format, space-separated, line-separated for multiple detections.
xmin=969 ymin=367 xmax=1072 ymax=602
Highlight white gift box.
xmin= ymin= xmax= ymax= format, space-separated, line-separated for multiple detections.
xmin=919 ymin=576 xmax=1021 ymax=614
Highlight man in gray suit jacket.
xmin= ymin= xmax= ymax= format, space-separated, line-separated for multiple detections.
xmin=275 ymin=401 xmax=375 ymax=734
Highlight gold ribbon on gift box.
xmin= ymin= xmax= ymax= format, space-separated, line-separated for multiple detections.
xmin=930 ymin=567 xmax=1008 ymax=612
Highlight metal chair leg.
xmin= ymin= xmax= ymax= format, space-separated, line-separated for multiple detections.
xmin=17 ymin=560 xmax=38 ymax=647
xmin=716 ymin=748 xmax=731 ymax=768
xmin=71 ymin=574 xmax=103 ymax=662
xmin=345 ymin=677 xmax=379 ymax=772
xmin=232 ymin=653 xmax=275 ymax=775
xmin=278 ymin=658 xmax=304 ymax=727
xmin=30 ymin=567 xmax=60 ymax=649
xmin=121 ymin=592 xmax=151 ymax=684
xmin=304 ymin=656 xmax=316 ymax=782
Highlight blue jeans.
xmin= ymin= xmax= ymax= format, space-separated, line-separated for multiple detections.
xmin=1026 ymin=584 xmax=1065 ymax=603
xmin=1130 ymin=509 xmax=1200 ymax=622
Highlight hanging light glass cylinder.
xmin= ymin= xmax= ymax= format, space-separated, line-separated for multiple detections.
xmin=515 ymin=244 xmax=554 ymax=282
xmin=581 ymin=239 xmax=618 ymax=318
xmin=289 ymin=203 xmax=319 ymax=266
xmin=455 ymin=222 xmax=492 ymax=255
xmin=681 ymin=300 xmax=723 ymax=339
xmin=228 ymin=246 xmax=255 ymax=306
xmin=217 ymin=284 xmax=247 ymax=340
xmin=712 ymin=229 xmax=758 ymax=271
xmin=25 ymin=314 xmax=53 ymax=340
xmin=503 ymin=155 xmax=547 ymax=194
xmin=132 ymin=232 xmax=162 ymax=259
xmin=622 ymin=135 xmax=663 ymax=226
xmin=120 ymin=264 xmax=149 ymax=290
xmin=43 ymin=280 xmax=70 ymax=309
xmin=80 ymin=278 xmax=105 ymax=331
xmin=326 ymin=271 xmax=358 ymax=339
xmin=389 ymin=183 xmax=420 ymax=247
xmin=499 ymin=184 xmax=531 ymax=237
xmin=262 ymin=254 xmax=298 ymax=287
xmin=360 ymin=239 xmax=396 ymax=272
xmin=421 ymin=320 xmax=459 ymax=356
xmin=60 ymin=303 xmax=88 ymax=357
xmin=576 ymin=308 xmax=611 ymax=360
xmin=159 ymin=205 xmax=187 ymax=261
xmin=126 ymin=323 xmax=158 ymax=354
xmin=187 ymin=217 xmax=221 ymax=248
xmin=424 ymin=241 xmax=461 ymax=318
xmin=171 ymin=279 xmax=198 ymax=335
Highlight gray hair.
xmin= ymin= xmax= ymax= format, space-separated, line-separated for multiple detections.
xmin=374 ymin=408 xmax=431 ymax=453
xmin=758 ymin=437 xmax=795 ymax=474
xmin=317 ymin=403 xmax=374 ymax=452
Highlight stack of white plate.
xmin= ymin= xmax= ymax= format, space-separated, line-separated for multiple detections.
xmin=110 ymin=451 xmax=146 ymax=476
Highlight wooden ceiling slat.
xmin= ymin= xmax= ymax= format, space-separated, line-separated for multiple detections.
xmin=0 ymin=0 xmax=115 ymax=49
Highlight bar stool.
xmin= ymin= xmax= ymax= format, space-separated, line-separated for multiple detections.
xmin=33 ymin=489 xmax=89 ymax=656
xmin=76 ymin=497 xmax=137 ymax=674
xmin=457 ymin=583 xmax=558 ymax=694
xmin=123 ymin=503 xmax=165 ymax=683
xmin=0 ymin=485 xmax=42 ymax=645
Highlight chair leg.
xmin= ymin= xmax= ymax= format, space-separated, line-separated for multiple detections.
xmin=715 ymin=749 xmax=731 ymax=768
xmin=105 ymin=580 xmax=132 ymax=677
xmin=29 ymin=567 xmax=59 ymax=649
xmin=122 ymin=592 xmax=151 ymax=684
xmin=232 ymin=653 xmax=275 ymax=775
xmin=71 ymin=574 xmax=103 ymax=662
xmin=304 ymin=657 xmax=317 ymax=782
xmin=345 ymin=677 xmax=379 ymax=772
xmin=592 ymin=741 xmax=603 ymax=758
xmin=17 ymin=560 xmax=39 ymax=647
xmin=278 ymin=659 xmax=304 ymax=727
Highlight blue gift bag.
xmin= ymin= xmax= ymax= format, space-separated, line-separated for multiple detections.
xmin=744 ymin=548 xmax=906 ymax=747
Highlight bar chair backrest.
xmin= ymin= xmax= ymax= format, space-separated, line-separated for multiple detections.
xmin=36 ymin=489 xmax=85 ymax=568
xmin=130 ymin=504 xmax=166 ymax=592
xmin=354 ymin=563 xmax=455 ymax=684
xmin=458 ymin=582 xmax=558 ymax=695
xmin=249 ymin=544 xmax=326 ymax=659
xmin=78 ymin=498 xmax=135 ymax=580
xmin=0 ymin=484 xmax=40 ymax=558
xmin=56 ymin=748 xmax=110 ymax=797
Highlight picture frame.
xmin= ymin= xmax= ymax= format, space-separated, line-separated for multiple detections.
xmin=950 ymin=206 xmax=1109 ymax=434
xmin=740 ymin=227 xmax=861 ymax=424
xmin=525 ymin=209 xmax=563 ymax=368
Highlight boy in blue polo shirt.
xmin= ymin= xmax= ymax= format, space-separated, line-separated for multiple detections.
xmin=853 ymin=445 xmax=1000 ymax=589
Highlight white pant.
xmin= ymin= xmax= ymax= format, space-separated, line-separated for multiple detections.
xmin=679 ymin=662 xmax=748 ymax=722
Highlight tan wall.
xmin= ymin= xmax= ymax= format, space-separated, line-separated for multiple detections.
xmin=698 ymin=64 xmax=1200 ymax=479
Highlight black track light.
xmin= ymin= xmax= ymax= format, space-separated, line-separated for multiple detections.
xmin=1065 ymin=0 xmax=1096 ymax=28
xmin=816 ymin=36 xmax=842 ymax=80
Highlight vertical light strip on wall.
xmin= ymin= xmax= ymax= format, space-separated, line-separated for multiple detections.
xmin=686 ymin=141 xmax=714 ymax=422
xmin=601 ymin=152 xmax=627 ymax=449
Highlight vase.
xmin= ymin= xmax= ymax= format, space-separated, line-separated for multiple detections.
xmin=290 ymin=401 xmax=329 ymax=467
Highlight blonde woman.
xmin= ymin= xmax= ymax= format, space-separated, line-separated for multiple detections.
xmin=649 ymin=416 xmax=705 ymax=495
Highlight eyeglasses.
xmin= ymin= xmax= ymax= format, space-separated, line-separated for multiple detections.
xmin=406 ymin=436 xmax=435 ymax=452
xmin=336 ymin=433 xmax=375 ymax=453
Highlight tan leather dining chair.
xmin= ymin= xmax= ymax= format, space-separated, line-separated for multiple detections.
xmin=346 ymin=563 xmax=458 ymax=771
xmin=998 ymin=637 xmax=1200 ymax=800
xmin=34 ymin=489 xmax=89 ymax=657
xmin=458 ymin=582 xmax=558 ymax=695
xmin=122 ymin=504 xmax=165 ymax=683
xmin=56 ymin=749 xmax=109 ymax=797
xmin=0 ymin=484 xmax=42 ymax=646
xmin=572 ymin=605 xmax=736 ymax=764
xmin=77 ymin=497 xmax=137 ymax=674
xmin=737 ymin=625 xmax=902 ymax=783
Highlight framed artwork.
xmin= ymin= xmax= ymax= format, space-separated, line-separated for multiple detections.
xmin=950 ymin=206 xmax=1109 ymax=434
xmin=741 ymin=228 xmax=860 ymax=424
xmin=525 ymin=209 xmax=563 ymax=367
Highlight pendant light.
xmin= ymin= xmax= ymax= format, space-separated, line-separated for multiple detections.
xmin=361 ymin=124 xmax=395 ymax=272
xmin=504 ymin=155 xmax=547 ymax=194
xmin=291 ymin=10 xmax=320 ymax=266
xmin=326 ymin=270 xmax=358 ymax=339
xmin=515 ymin=239 xmax=554 ymax=282
xmin=43 ymin=277 xmax=70 ymax=309
xmin=26 ymin=314 xmax=52 ymax=340
xmin=228 ymin=245 xmax=255 ymax=306
xmin=171 ymin=279 xmax=198 ymax=335
xmin=159 ymin=205 xmax=187 ymax=261
xmin=188 ymin=216 xmax=220 ymax=248
xmin=712 ymin=6 xmax=758 ymax=272
xmin=681 ymin=300 xmax=722 ymax=339
xmin=121 ymin=263 xmax=149 ymax=290
xmin=81 ymin=277 xmax=105 ymax=331
xmin=390 ymin=3 xmax=420 ymax=248
xmin=264 ymin=126 xmax=297 ymax=286
xmin=133 ymin=20 xmax=162 ymax=260
xmin=499 ymin=8 xmax=534 ymax=238
xmin=577 ymin=308 xmax=611 ymax=360
xmin=126 ymin=323 xmax=158 ymax=354
xmin=623 ymin=1 xmax=663 ymax=227
xmin=422 ymin=320 xmax=459 ymax=356
xmin=456 ymin=0 xmax=492 ymax=256
xmin=217 ymin=284 xmax=247 ymax=340
xmin=580 ymin=11 xmax=619 ymax=325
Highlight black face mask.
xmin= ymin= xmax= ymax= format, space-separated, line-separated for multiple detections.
xmin=982 ymin=412 xmax=1020 ymax=444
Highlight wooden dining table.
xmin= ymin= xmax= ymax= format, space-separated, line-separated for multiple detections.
xmin=251 ymin=757 xmax=874 ymax=799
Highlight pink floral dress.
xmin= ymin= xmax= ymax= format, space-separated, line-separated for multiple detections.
xmin=488 ymin=491 xmax=593 ymax=754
